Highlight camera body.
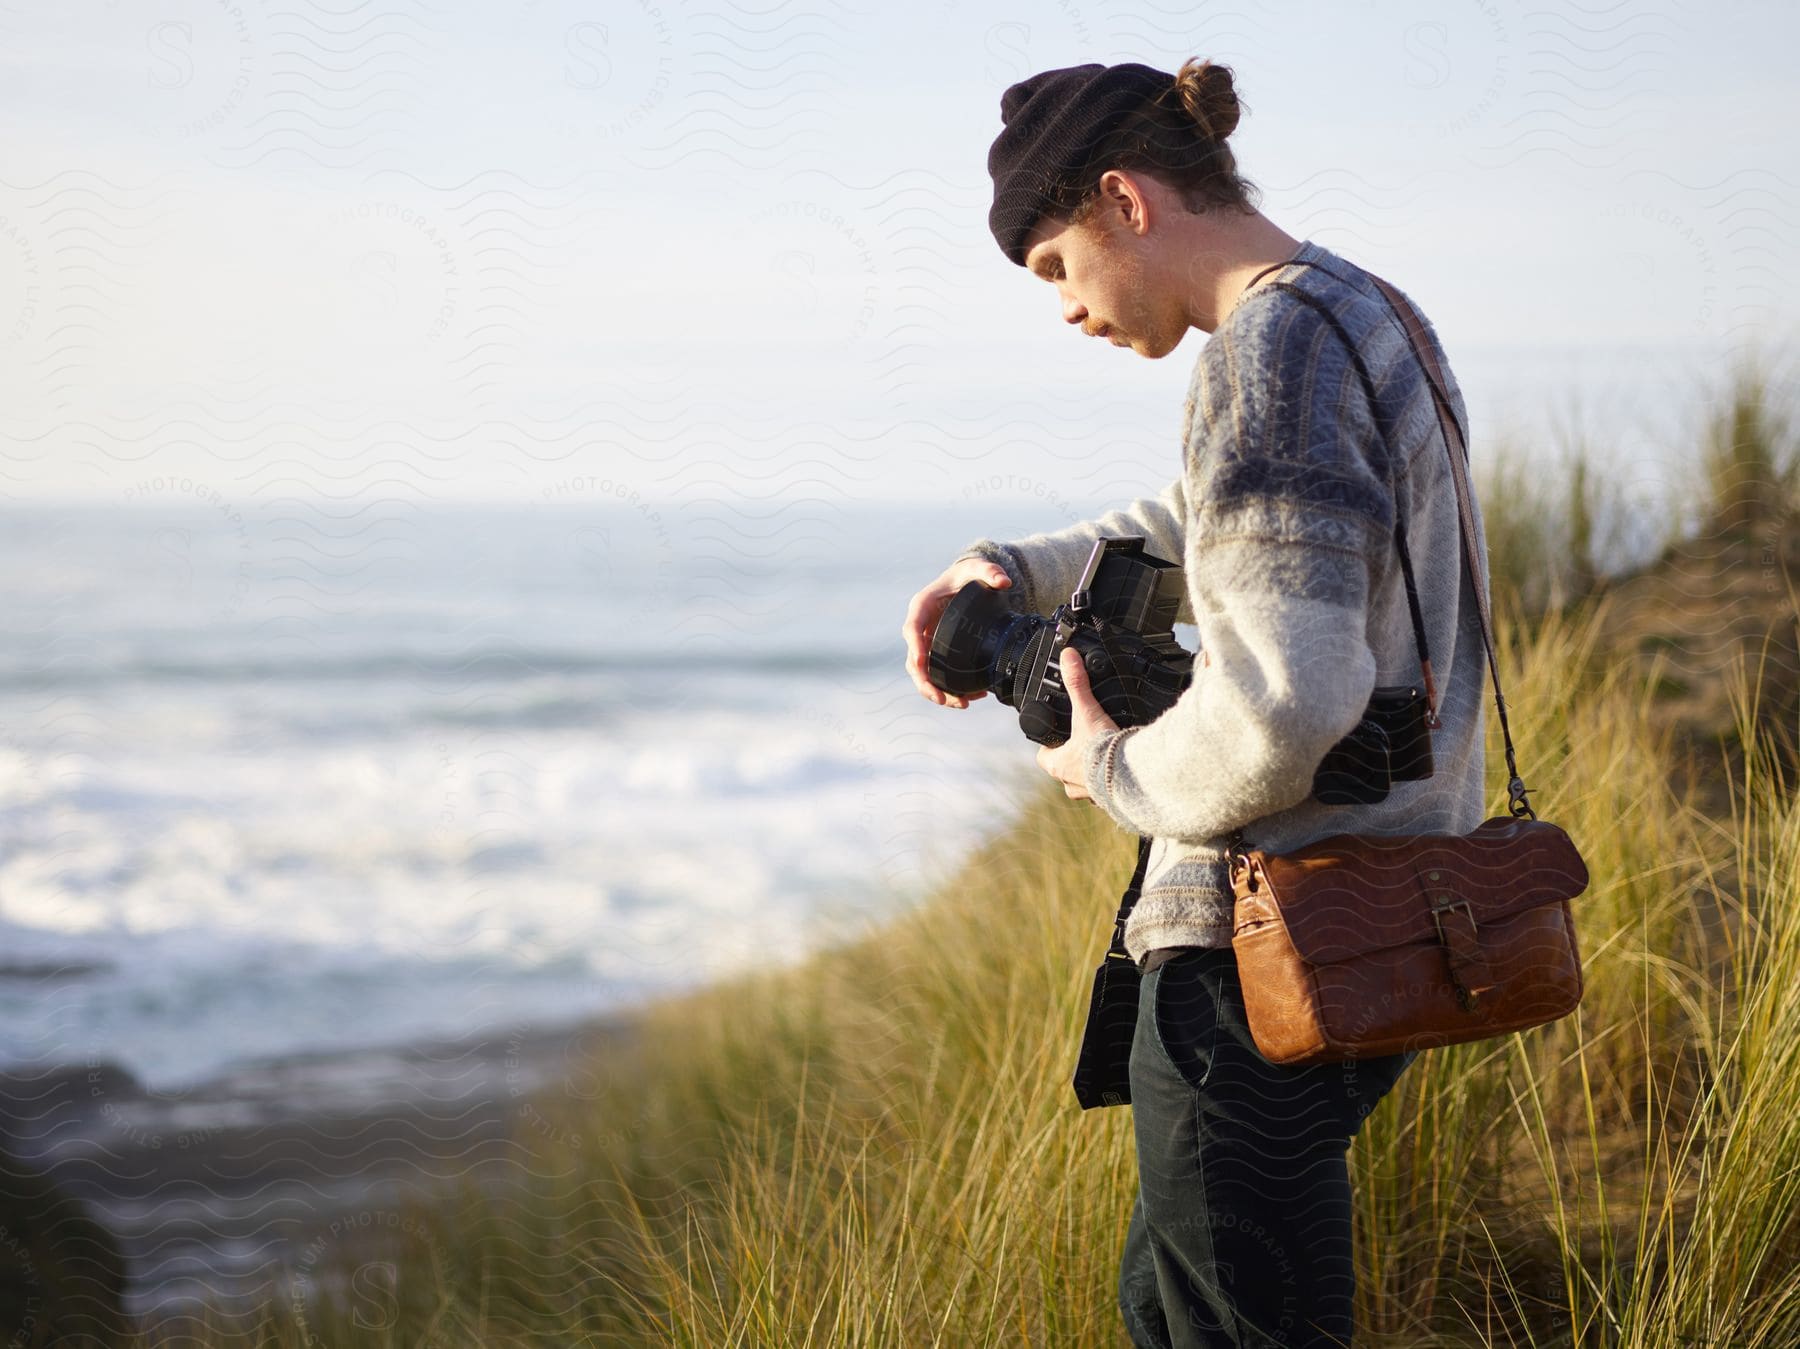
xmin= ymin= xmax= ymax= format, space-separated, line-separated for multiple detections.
xmin=1310 ymin=685 xmax=1435 ymax=805
xmin=930 ymin=534 xmax=1436 ymax=802
xmin=928 ymin=538 xmax=1194 ymax=746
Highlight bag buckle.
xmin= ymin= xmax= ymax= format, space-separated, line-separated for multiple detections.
xmin=1430 ymin=895 xmax=1472 ymax=942
xmin=1429 ymin=894 xmax=1482 ymax=1012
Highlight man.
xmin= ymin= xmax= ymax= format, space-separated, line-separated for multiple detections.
xmin=900 ymin=59 xmax=1490 ymax=1347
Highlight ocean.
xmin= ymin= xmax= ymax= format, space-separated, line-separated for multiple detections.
xmin=0 ymin=498 xmax=1086 ymax=1091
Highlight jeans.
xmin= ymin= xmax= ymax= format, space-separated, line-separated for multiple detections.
xmin=1118 ymin=947 xmax=1418 ymax=1348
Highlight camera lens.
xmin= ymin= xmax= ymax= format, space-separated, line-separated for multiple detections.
xmin=927 ymin=581 xmax=1038 ymax=699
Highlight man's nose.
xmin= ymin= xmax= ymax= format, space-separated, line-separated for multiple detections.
xmin=1062 ymin=295 xmax=1087 ymax=325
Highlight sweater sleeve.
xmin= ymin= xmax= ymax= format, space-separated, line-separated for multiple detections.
xmin=951 ymin=475 xmax=1195 ymax=625
xmin=1080 ymin=295 xmax=1395 ymax=843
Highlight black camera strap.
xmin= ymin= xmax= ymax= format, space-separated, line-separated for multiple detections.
xmin=1250 ymin=270 xmax=1440 ymax=731
xmin=1107 ymin=834 xmax=1156 ymax=961
xmin=1368 ymin=273 xmax=1533 ymax=821
xmin=1074 ymin=829 xmax=1155 ymax=1107
xmin=1391 ymin=516 xmax=1438 ymax=728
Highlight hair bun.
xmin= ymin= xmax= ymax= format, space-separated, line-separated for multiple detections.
xmin=1172 ymin=58 xmax=1241 ymax=142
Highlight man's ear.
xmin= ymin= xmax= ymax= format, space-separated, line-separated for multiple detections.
xmin=1097 ymin=169 xmax=1153 ymax=239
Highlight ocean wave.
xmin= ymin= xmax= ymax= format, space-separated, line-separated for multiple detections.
xmin=0 ymin=644 xmax=891 ymax=690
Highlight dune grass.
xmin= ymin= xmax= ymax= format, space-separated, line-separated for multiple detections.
xmin=1687 ymin=354 xmax=1799 ymax=543
xmin=137 ymin=361 xmax=1800 ymax=1347
xmin=177 ymin=606 xmax=1800 ymax=1347
xmin=1475 ymin=351 xmax=1799 ymax=616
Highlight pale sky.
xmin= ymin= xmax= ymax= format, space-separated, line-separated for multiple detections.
xmin=2 ymin=0 xmax=1794 ymax=508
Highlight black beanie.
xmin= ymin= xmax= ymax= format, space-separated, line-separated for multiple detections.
xmin=986 ymin=61 xmax=1176 ymax=268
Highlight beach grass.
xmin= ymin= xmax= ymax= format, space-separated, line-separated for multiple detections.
xmin=129 ymin=357 xmax=1800 ymax=1347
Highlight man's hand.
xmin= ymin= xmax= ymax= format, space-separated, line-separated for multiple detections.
xmin=1037 ymin=645 xmax=1121 ymax=800
xmin=902 ymin=557 xmax=1015 ymax=708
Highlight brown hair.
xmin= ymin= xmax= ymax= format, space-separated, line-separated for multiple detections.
xmin=1064 ymin=58 xmax=1259 ymax=230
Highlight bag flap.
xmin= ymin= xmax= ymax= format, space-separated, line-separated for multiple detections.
xmin=1248 ymin=817 xmax=1590 ymax=965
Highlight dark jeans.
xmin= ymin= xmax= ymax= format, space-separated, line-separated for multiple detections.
xmin=1119 ymin=947 xmax=1418 ymax=1348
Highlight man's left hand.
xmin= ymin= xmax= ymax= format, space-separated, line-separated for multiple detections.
xmin=1036 ymin=645 xmax=1122 ymax=801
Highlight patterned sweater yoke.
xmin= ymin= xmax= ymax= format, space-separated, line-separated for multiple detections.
xmin=955 ymin=240 xmax=1492 ymax=964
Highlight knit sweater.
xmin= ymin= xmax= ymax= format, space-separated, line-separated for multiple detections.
xmin=954 ymin=240 xmax=1492 ymax=964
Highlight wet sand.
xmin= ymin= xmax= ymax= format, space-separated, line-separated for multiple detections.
xmin=0 ymin=1009 xmax=644 ymax=1338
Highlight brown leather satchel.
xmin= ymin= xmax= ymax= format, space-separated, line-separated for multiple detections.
xmin=1223 ymin=274 xmax=1591 ymax=1067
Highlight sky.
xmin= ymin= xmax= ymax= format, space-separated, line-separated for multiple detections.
xmin=1 ymin=0 xmax=1795 ymax=509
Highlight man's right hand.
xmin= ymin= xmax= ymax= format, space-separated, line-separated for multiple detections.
xmin=902 ymin=558 xmax=1016 ymax=708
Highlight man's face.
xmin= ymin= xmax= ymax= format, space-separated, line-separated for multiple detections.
xmin=1022 ymin=200 xmax=1187 ymax=359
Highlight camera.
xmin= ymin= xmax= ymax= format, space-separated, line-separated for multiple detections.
xmin=927 ymin=537 xmax=1194 ymax=746
xmin=1310 ymin=685 xmax=1435 ymax=805
xmin=929 ymin=534 xmax=1436 ymax=803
